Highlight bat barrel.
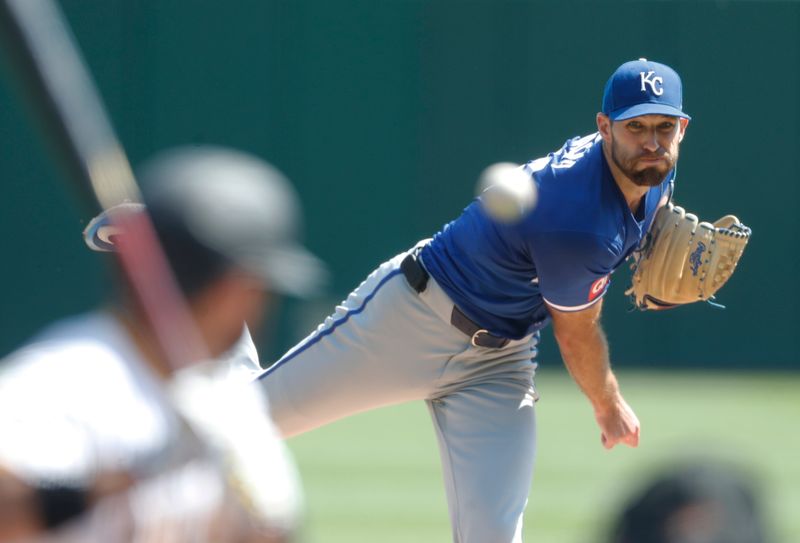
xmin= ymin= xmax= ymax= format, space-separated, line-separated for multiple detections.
xmin=0 ymin=0 xmax=140 ymax=209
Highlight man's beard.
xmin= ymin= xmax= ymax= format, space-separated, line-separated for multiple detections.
xmin=610 ymin=139 xmax=677 ymax=187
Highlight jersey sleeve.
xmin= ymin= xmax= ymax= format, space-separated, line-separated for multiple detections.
xmin=529 ymin=231 xmax=618 ymax=311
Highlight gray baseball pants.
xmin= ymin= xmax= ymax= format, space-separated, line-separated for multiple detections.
xmin=258 ymin=243 xmax=539 ymax=543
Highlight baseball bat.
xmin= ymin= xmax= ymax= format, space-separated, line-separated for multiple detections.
xmin=0 ymin=0 xmax=207 ymax=369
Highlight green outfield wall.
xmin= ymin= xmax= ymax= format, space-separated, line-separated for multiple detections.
xmin=1 ymin=1 xmax=797 ymax=368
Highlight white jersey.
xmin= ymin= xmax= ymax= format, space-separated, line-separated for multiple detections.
xmin=0 ymin=310 xmax=302 ymax=537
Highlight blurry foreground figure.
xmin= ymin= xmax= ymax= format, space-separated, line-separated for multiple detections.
xmin=608 ymin=461 xmax=768 ymax=543
xmin=0 ymin=146 xmax=325 ymax=542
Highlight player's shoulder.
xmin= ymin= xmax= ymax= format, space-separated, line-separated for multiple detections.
xmin=523 ymin=132 xmax=606 ymax=208
xmin=524 ymin=132 xmax=603 ymax=182
xmin=520 ymin=132 xmax=619 ymax=235
xmin=0 ymin=311 xmax=136 ymax=389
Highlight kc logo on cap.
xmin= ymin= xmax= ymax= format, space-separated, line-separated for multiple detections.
xmin=640 ymin=70 xmax=664 ymax=96
xmin=602 ymin=58 xmax=690 ymax=121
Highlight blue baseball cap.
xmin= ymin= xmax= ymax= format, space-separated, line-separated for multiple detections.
xmin=602 ymin=58 xmax=690 ymax=121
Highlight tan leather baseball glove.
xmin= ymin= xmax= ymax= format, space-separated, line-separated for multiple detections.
xmin=626 ymin=203 xmax=751 ymax=310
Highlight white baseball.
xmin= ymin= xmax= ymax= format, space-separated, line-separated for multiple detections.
xmin=477 ymin=162 xmax=538 ymax=223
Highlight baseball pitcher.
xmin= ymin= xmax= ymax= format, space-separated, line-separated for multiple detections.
xmin=253 ymin=59 xmax=750 ymax=543
xmin=255 ymin=59 xmax=749 ymax=543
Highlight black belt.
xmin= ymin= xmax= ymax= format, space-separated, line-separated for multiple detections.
xmin=400 ymin=250 xmax=510 ymax=349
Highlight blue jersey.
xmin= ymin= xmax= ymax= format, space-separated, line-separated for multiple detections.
xmin=420 ymin=133 xmax=673 ymax=339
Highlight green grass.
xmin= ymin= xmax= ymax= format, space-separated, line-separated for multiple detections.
xmin=287 ymin=370 xmax=800 ymax=543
